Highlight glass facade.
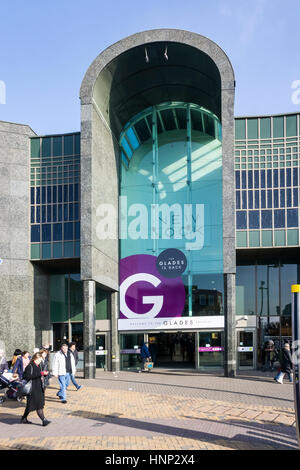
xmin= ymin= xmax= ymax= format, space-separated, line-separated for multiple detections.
xmin=50 ymin=273 xmax=111 ymax=350
xmin=119 ymin=102 xmax=223 ymax=321
xmin=235 ymin=114 xmax=300 ymax=248
xmin=236 ymin=261 xmax=298 ymax=363
xmin=30 ymin=133 xmax=81 ymax=259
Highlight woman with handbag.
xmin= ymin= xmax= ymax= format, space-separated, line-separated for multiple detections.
xmin=20 ymin=352 xmax=50 ymax=426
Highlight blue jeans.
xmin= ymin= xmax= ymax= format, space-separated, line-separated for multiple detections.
xmin=58 ymin=373 xmax=71 ymax=400
xmin=70 ymin=374 xmax=80 ymax=389
xmin=275 ymin=371 xmax=293 ymax=383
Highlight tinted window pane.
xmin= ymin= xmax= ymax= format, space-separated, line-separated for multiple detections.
xmin=75 ymin=222 xmax=80 ymax=239
xmin=42 ymin=206 xmax=46 ymax=223
xmin=274 ymin=209 xmax=285 ymax=228
xmin=53 ymin=186 xmax=57 ymax=203
xmin=53 ymin=205 xmax=57 ymax=222
xmin=286 ymin=168 xmax=291 ymax=187
xmin=248 ymin=171 xmax=253 ymax=189
xmin=235 ymin=119 xmax=246 ymax=139
xmin=242 ymin=191 xmax=247 ymax=209
xmin=53 ymin=223 xmax=62 ymax=241
xmin=267 ymin=190 xmax=272 ymax=208
xmin=280 ymin=169 xmax=285 ymax=187
xmin=242 ymin=171 xmax=246 ymax=189
xmin=64 ymin=204 xmax=68 ymax=221
xmin=235 ymin=172 xmax=240 ymax=190
xmin=255 ymin=190 xmax=259 ymax=209
xmin=64 ymin=135 xmax=73 ymax=155
xmin=274 ymin=189 xmax=278 ymax=208
xmin=236 ymin=191 xmax=241 ymax=209
xmin=36 ymin=206 xmax=40 ymax=223
xmin=286 ymin=115 xmax=297 ymax=137
xmin=53 ymin=136 xmax=62 ymax=156
xmin=273 ymin=116 xmax=284 ymax=138
xmin=58 ymin=185 xmax=62 ymax=203
xmin=41 ymin=137 xmax=51 ymax=157
xmin=248 ymin=191 xmax=253 ymax=209
xmin=260 ymin=170 xmax=265 ymax=188
xmin=249 ymin=211 xmax=259 ymax=229
xmin=280 ymin=189 xmax=285 ymax=208
xmin=247 ymin=119 xmax=258 ymax=139
xmin=261 ymin=190 xmax=266 ymax=208
xmin=254 ymin=170 xmax=259 ymax=188
xmin=267 ymin=170 xmax=272 ymax=188
xmin=293 ymin=168 xmax=298 ymax=186
xmin=42 ymin=224 xmax=51 ymax=242
xmin=236 ymin=211 xmax=247 ymax=229
xmin=273 ymin=170 xmax=278 ymax=187
xmin=293 ymin=188 xmax=298 ymax=207
xmin=260 ymin=118 xmax=271 ymax=138
xmin=64 ymin=222 xmax=73 ymax=240
xmin=31 ymin=225 xmax=40 ymax=242
xmin=287 ymin=188 xmax=292 ymax=207
xmin=58 ymin=204 xmax=62 ymax=221
xmin=287 ymin=209 xmax=298 ymax=227
xmin=261 ymin=210 xmax=272 ymax=228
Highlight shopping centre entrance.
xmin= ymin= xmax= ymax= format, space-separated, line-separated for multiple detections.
xmin=148 ymin=332 xmax=196 ymax=369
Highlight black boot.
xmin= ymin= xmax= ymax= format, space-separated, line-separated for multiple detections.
xmin=20 ymin=417 xmax=32 ymax=424
xmin=42 ymin=419 xmax=51 ymax=426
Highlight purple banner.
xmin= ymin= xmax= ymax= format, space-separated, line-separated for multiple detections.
xmin=198 ymin=347 xmax=224 ymax=352
xmin=120 ymin=254 xmax=186 ymax=319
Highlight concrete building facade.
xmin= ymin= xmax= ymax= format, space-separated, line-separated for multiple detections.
xmin=0 ymin=30 xmax=297 ymax=377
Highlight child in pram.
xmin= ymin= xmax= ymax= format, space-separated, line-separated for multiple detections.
xmin=0 ymin=372 xmax=24 ymax=403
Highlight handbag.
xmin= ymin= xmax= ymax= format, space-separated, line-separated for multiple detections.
xmin=17 ymin=365 xmax=33 ymax=397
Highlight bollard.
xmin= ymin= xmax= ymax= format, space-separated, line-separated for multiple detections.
xmin=291 ymin=285 xmax=300 ymax=448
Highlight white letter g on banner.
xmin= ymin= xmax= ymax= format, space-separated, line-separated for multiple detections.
xmin=120 ymin=273 xmax=163 ymax=319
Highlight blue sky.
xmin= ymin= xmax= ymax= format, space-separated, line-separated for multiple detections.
xmin=0 ymin=0 xmax=299 ymax=135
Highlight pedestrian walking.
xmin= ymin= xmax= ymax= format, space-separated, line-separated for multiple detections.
xmin=12 ymin=351 xmax=31 ymax=380
xmin=68 ymin=342 xmax=82 ymax=391
xmin=52 ymin=343 xmax=76 ymax=403
xmin=20 ymin=352 xmax=50 ymax=426
xmin=274 ymin=343 xmax=293 ymax=384
xmin=39 ymin=348 xmax=50 ymax=388
xmin=139 ymin=341 xmax=151 ymax=372
xmin=10 ymin=349 xmax=22 ymax=370
xmin=0 ymin=349 xmax=8 ymax=374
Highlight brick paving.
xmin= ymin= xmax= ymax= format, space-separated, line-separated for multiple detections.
xmin=0 ymin=370 xmax=298 ymax=450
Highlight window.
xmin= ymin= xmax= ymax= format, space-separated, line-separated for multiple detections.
xmin=247 ymin=119 xmax=258 ymax=139
xmin=261 ymin=210 xmax=272 ymax=229
xmin=249 ymin=211 xmax=259 ymax=229
xmin=287 ymin=209 xmax=298 ymax=227
xmin=260 ymin=118 xmax=271 ymax=139
xmin=273 ymin=116 xmax=284 ymax=138
xmin=236 ymin=211 xmax=247 ymax=229
xmin=274 ymin=210 xmax=285 ymax=228
xmin=235 ymin=119 xmax=246 ymax=140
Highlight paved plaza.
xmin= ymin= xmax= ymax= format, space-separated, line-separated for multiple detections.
xmin=0 ymin=370 xmax=298 ymax=450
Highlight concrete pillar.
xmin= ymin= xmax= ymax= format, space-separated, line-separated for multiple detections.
xmin=224 ymin=273 xmax=236 ymax=377
xmin=83 ymin=280 xmax=96 ymax=378
xmin=110 ymin=291 xmax=120 ymax=372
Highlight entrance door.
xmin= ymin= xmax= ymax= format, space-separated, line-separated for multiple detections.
xmin=147 ymin=332 xmax=195 ymax=368
xmin=237 ymin=331 xmax=255 ymax=369
xmin=96 ymin=334 xmax=108 ymax=370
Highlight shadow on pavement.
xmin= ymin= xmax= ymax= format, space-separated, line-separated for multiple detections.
xmin=93 ymin=376 xmax=294 ymax=405
xmin=68 ymin=410 xmax=298 ymax=450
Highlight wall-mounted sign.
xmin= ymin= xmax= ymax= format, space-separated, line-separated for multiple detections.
xmin=199 ymin=346 xmax=224 ymax=352
xmin=118 ymin=316 xmax=224 ymax=331
xmin=96 ymin=350 xmax=107 ymax=356
xmin=238 ymin=347 xmax=253 ymax=352
xmin=120 ymin=349 xmax=141 ymax=354
xmin=156 ymin=249 xmax=187 ymax=278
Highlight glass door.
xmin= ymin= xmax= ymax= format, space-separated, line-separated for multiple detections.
xmin=96 ymin=334 xmax=108 ymax=370
xmin=237 ymin=331 xmax=254 ymax=369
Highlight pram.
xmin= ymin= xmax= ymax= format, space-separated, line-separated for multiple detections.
xmin=0 ymin=372 xmax=24 ymax=404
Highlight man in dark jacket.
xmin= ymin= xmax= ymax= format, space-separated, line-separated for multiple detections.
xmin=68 ymin=342 xmax=82 ymax=390
xmin=139 ymin=342 xmax=151 ymax=372
xmin=274 ymin=343 xmax=293 ymax=383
